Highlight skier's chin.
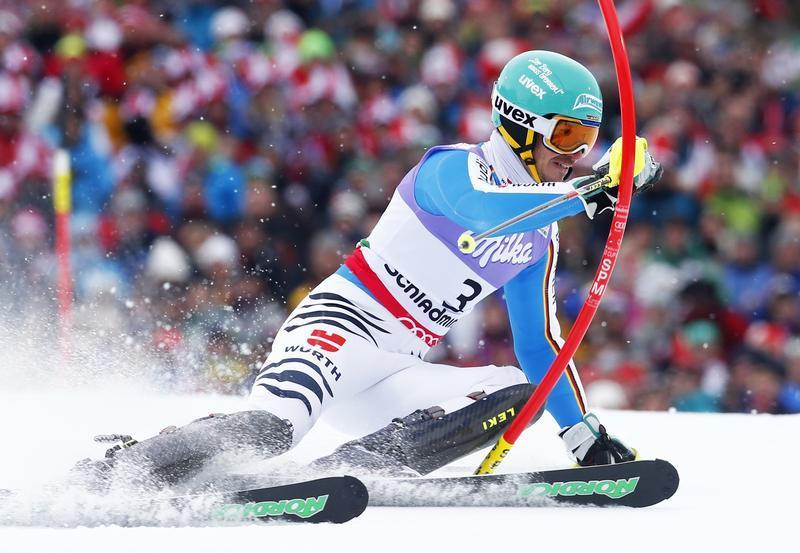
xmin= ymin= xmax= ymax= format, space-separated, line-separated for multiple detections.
xmin=541 ymin=162 xmax=571 ymax=182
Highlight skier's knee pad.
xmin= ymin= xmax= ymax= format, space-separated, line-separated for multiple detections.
xmin=312 ymin=383 xmax=541 ymax=476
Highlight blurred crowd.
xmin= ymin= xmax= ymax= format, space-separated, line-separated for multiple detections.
xmin=0 ymin=0 xmax=798 ymax=414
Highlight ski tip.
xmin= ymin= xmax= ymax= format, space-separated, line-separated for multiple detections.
xmin=334 ymin=475 xmax=369 ymax=523
xmin=652 ymin=458 xmax=680 ymax=502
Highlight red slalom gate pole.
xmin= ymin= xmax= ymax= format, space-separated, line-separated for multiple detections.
xmin=475 ymin=0 xmax=637 ymax=474
xmin=53 ymin=149 xmax=73 ymax=353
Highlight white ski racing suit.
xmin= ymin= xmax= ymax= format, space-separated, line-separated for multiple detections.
xmin=250 ymin=131 xmax=590 ymax=444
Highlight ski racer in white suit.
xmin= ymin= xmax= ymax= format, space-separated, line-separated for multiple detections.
xmin=76 ymin=51 xmax=663 ymax=487
xmin=247 ymin=50 xmax=663 ymax=472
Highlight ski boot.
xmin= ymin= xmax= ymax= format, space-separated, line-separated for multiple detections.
xmin=311 ymin=383 xmax=541 ymax=476
xmin=71 ymin=410 xmax=293 ymax=492
xmin=559 ymin=412 xmax=637 ymax=466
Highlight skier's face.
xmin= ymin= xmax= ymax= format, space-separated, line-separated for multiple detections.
xmin=532 ymin=137 xmax=583 ymax=182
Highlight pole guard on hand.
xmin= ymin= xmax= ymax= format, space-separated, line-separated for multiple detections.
xmin=475 ymin=0 xmax=638 ymax=475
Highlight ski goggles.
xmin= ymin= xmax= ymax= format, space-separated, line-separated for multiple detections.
xmin=491 ymin=86 xmax=600 ymax=156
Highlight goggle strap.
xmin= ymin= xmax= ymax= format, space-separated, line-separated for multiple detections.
xmin=498 ymin=124 xmax=521 ymax=150
xmin=518 ymin=149 xmax=542 ymax=182
xmin=497 ymin=122 xmax=543 ymax=182
xmin=530 ymin=163 xmax=542 ymax=182
xmin=492 ymin=86 xmax=547 ymax=133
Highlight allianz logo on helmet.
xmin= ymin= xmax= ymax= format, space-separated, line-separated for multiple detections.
xmin=572 ymin=93 xmax=603 ymax=114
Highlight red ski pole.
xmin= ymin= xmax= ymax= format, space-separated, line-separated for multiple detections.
xmin=475 ymin=0 xmax=637 ymax=475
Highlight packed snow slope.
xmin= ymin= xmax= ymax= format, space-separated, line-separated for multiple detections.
xmin=0 ymin=386 xmax=796 ymax=553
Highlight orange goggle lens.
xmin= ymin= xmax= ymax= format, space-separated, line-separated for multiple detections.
xmin=545 ymin=118 xmax=600 ymax=155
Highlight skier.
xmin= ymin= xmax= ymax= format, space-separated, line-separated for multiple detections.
xmin=80 ymin=50 xmax=662 ymax=488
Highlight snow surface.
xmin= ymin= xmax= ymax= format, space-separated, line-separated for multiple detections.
xmin=0 ymin=385 xmax=796 ymax=553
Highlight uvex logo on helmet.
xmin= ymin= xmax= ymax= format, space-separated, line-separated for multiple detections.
xmin=492 ymin=93 xmax=537 ymax=129
xmin=518 ymin=75 xmax=546 ymax=99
